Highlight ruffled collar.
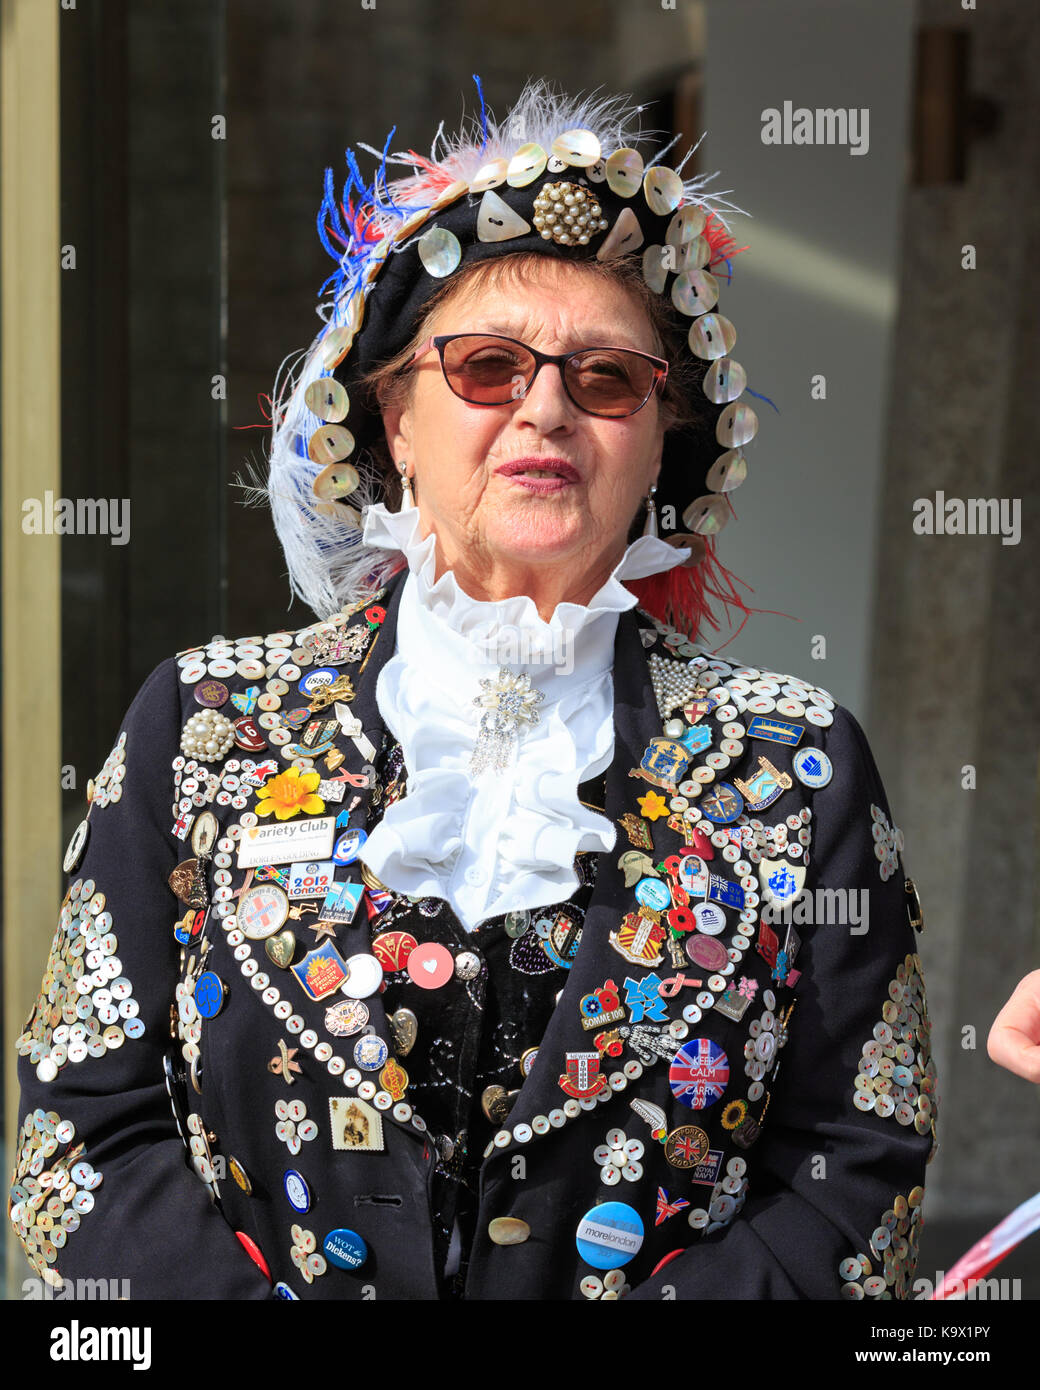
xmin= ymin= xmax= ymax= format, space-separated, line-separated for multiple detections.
xmin=360 ymin=501 xmax=688 ymax=651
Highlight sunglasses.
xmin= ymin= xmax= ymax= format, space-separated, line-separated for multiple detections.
xmin=409 ymin=333 xmax=669 ymax=418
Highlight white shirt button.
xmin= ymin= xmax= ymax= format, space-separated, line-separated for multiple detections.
xmin=464 ymin=866 xmax=487 ymax=886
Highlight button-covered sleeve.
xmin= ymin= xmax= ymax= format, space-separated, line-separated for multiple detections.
xmin=624 ymin=704 xmax=936 ymax=1300
xmin=10 ymin=658 xmax=273 ymax=1299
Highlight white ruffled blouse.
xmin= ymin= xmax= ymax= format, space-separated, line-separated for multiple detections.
xmin=357 ymin=502 xmax=688 ymax=931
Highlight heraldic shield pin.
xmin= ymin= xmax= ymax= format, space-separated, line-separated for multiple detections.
xmin=758 ymin=858 xmax=807 ymax=909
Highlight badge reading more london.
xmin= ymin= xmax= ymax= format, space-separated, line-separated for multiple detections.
xmin=329 ymin=1095 xmax=384 ymax=1152
xmin=575 ymin=1201 xmax=644 ymax=1270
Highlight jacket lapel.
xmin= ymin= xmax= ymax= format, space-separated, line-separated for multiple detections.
xmin=479 ymin=604 xmax=671 ymax=1152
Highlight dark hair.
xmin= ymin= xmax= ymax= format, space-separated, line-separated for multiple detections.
xmin=355 ymin=251 xmax=708 ymax=512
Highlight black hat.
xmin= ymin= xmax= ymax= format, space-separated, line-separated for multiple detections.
xmin=263 ymin=78 xmax=759 ymax=635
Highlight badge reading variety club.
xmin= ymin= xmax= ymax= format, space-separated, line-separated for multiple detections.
xmin=237 ymin=817 xmax=336 ymax=868
xmin=575 ymin=1201 xmax=644 ymax=1270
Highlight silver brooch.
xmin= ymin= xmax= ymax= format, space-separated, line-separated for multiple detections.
xmin=468 ymin=666 xmax=545 ymax=776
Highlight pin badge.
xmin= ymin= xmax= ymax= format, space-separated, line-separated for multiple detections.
xmin=193 ymin=971 xmax=227 ymax=1019
xmin=575 ymin=1201 xmax=644 ymax=1270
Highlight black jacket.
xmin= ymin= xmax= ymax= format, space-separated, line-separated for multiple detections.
xmin=12 ymin=566 xmax=935 ymax=1299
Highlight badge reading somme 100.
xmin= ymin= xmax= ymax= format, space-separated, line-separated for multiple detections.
xmin=236 ymin=817 xmax=335 ymax=869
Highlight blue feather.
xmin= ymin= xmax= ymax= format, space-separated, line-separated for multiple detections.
xmin=472 ymin=73 xmax=488 ymax=154
xmin=744 ymin=386 xmax=780 ymax=415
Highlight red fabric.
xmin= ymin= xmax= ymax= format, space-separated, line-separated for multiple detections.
xmin=623 ymin=539 xmax=759 ymax=647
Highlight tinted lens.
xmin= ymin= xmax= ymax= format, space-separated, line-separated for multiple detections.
xmin=565 ymin=350 xmax=657 ymax=416
xmin=438 ymin=336 xmax=661 ymax=416
xmin=441 ymin=336 xmax=534 ymax=403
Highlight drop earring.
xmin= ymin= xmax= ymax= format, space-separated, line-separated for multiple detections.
xmin=397 ymin=459 xmax=415 ymax=511
xmin=642 ymin=485 xmax=658 ymax=538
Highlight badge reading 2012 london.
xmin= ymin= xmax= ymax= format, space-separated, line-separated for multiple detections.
xmin=575 ymin=1201 xmax=644 ymax=1270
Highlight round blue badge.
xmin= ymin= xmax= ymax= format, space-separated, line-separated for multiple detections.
xmin=298 ymin=668 xmax=338 ymax=696
xmin=575 ymin=1201 xmax=644 ymax=1270
xmin=634 ymin=877 xmax=671 ymax=911
xmin=353 ymin=1034 xmax=389 ymax=1071
xmin=283 ymin=1169 xmax=311 ymax=1214
xmin=333 ymin=828 xmax=367 ymax=865
xmin=697 ymin=783 xmax=744 ymax=824
xmin=193 ymin=971 xmax=226 ymax=1019
xmin=792 ymin=746 xmax=833 ymax=789
xmin=323 ymin=1228 xmax=368 ymax=1271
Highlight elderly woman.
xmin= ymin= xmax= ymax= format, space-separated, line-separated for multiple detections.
xmin=12 ymin=80 xmax=936 ymax=1301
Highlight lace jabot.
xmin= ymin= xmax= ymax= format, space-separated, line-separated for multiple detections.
xmin=356 ymin=502 xmax=688 ymax=931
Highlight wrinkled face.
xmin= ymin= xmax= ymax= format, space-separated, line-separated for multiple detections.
xmin=381 ymin=260 xmax=666 ymax=586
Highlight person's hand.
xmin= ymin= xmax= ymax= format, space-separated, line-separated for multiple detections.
xmin=987 ymin=969 xmax=1040 ymax=1084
